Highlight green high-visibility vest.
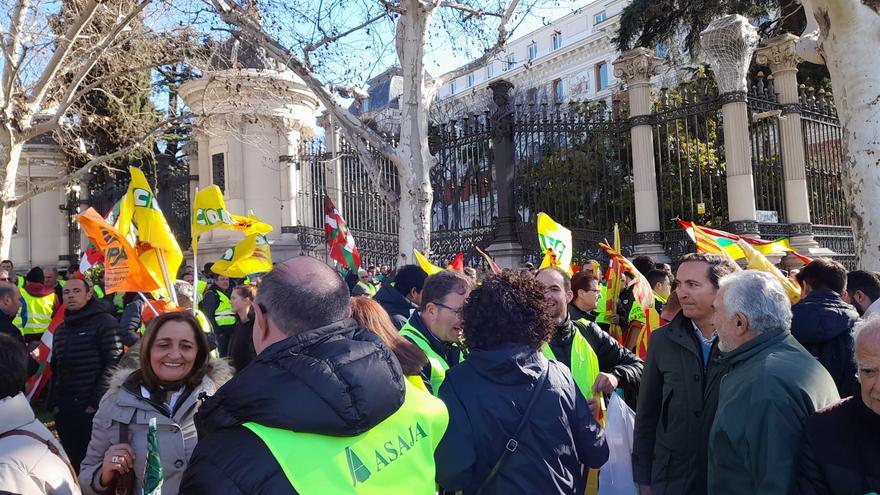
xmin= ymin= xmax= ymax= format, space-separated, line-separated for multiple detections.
xmin=13 ymin=292 xmax=56 ymax=335
xmin=399 ymin=320 xmax=464 ymax=396
xmin=93 ymin=285 xmax=106 ymax=300
xmin=244 ymin=380 xmax=448 ymax=494
xmin=357 ymin=281 xmax=377 ymax=297
xmin=215 ymin=290 xmax=236 ymax=326
xmin=16 ymin=275 xmax=24 ymax=289
xmin=194 ymin=309 xmax=219 ymax=359
xmin=197 ymin=280 xmax=207 ymax=297
xmin=542 ymin=319 xmax=601 ymax=403
xmin=112 ymin=292 xmax=125 ymax=312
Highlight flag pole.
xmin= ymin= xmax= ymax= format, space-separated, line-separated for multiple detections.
xmin=138 ymin=292 xmax=159 ymax=318
xmin=156 ymin=250 xmax=178 ymax=305
xmin=192 ymin=187 xmax=199 ymax=316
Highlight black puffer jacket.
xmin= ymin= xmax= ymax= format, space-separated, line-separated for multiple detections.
xmin=179 ymin=318 xmax=407 ymax=494
xmin=791 ymin=289 xmax=860 ymax=398
xmin=549 ymin=317 xmax=644 ymax=405
xmin=373 ymin=284 xmax=417 ymax=329
xmin=50 ymin=298 xmax=123 ymax=410
xmin=435 ymin=345 xmax=608 ymax=494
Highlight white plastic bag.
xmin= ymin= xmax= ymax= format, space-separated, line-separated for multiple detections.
xmin=598 ymin=393 xmax=637 ymax=495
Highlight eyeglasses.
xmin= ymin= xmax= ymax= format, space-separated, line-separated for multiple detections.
xmin=433 ymin=301 xmax=463 ymax=316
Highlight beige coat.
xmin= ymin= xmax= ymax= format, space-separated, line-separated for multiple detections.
xmin=0 ymin=392 xmax=81 ymax=495
xmin=78 ymin=359 xmax=232 ymax=495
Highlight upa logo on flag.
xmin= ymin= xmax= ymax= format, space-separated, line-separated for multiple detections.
xmin=133 ymin=188 xmax=161 ymax=211
xmin=196 ymin=207 xmax=234 ymax=227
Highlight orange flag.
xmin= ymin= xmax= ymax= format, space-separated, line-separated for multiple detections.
xmin=77 ymin=208 xmax=160 ymax=294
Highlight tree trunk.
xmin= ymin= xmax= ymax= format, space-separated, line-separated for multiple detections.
xmin=394 ymin=4 xmax=436 ymax=264
xmin=809 ymin=0 xmax=880 ymax=270
xmin=0 ymin=131 xmax=22 ymax=260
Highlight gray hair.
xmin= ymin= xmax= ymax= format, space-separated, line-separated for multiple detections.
xmin=719 ymin=270 xmax=792 ymax=334
xmin=854 ymin=316 xmax=880 ymax=362
xmin=174 ymin=280 xmax=194 ymax=308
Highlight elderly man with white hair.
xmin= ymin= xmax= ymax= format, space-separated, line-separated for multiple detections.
xmin=794 ymin=316 xmax=880 ymax=493
xmin=706 ymin=271 xmax=839 ymax=495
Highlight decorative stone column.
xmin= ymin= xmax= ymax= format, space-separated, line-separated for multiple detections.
xmin=613 ymin=48 xmax=668 ymax=261
xmin=484 ymin=79 xmax=525 ymax=269
xmin=318 ymin=113 xmax=344 ymax=210
xmin=755 ymin=34 xmax=824 ymax=258
xmin=701 ymin=15 xmax=760 ymax=236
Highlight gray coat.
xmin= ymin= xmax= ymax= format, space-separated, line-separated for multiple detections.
xmin=79 ymin=359 xmax=233 ymax=495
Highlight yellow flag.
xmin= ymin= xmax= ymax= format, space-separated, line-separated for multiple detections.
xmin=736 ymin=239 xmax=801 ymax=303
xmin=537 ymin=212 xmax=573 ymax=272
xmin=212 ymin=233 xmax=273 ymax=278
xmin=414 ymin=249 xmax=443 ymax=276
xmin=191 ymin=186 xmax=273 ymax=254
xmin=117 ymin=167 xmax=182 ymax=295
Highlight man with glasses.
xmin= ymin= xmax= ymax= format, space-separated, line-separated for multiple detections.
xmin=536 ymin=267 xmax=644 ymax=408
xmin=400 ymin=269 xmax=474 ymax=395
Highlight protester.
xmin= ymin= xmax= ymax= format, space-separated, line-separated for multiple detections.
xmin=795 ymin=316 xmax=880 ymax=493
xmin=79 ymin=312 xmax=231 ymax=495
xmin=201 ymin=273 xmax=235 ymax=357
xmin=228 ymin=284 xmax=257 ymax=371
xmin=0 ymin=282 xmax=38 ymax=375
xmin=14 ymin=266 xmax=60 ymax=337
xmin=658 ymin=291 xmax=681 ymax=326
xmin=843 ymin=270 xmax=880 ymax=317
xmin=536 ymin=267 xmax=643 ymax=407
xmin=45 ymin=266 xmax=65 ymax=301
xmin=792 ymin=258 xmax=860 ymax=398
xmin=373 ymin=264 xmax=428 ymax=329
xmin=181 ymin=256 xmax=449 ymax=494
xmin=50 ymin=278 xmax=124 ymax=471
xmin=350 ymin=296 xmax=428 ymax=387
xmin=435 ymin=272 xmax=608 ymax=494
xmin=568 ymin=270 xmax=601 ymax=322
xmin=351 ymin=268 xmax=378 ymax=296
xmin=646 ymin=269 xmax=671 ymax=310
xmin=632 ymin=252 xmax=738 ymax=495
xmin=0 ymin=334 xmax=82 ymax=495
xmin=708 ymin=271 xmax=839 ymax=494
xmin=400 ymin=269 xmax=474 ymax=395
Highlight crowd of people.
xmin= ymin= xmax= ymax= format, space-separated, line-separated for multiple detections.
xmin=0 ymin=253 xmax=877 ymax=494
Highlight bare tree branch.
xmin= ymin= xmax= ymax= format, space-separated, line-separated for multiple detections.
xmin=377 ymin=0 xmax=406 ymax=15
xmin=337 ymin=125 xmax=400 ymax=206
xmin=26 ymin=0 xmax=104 ymax=110
xmin=1 ymin=0 xmax=30 ymax=111
xmin=303 ymin=11 xmax=391 ymax=68
xmin=9 ymin=115 xmax=183 ymax=207
xmin=439 ymin=1 xmax=503 ymax=18
xmin=208 ymin=0 xmax=404 ymax=172
xmin=432 ymin=0 xmax=521 ymax=88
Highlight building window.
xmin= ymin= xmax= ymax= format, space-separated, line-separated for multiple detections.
xmin=487 ymin=63 xmax=494 ymax=79
xmin=596 ymin=61 xmax=609 ymax=91
xmin=505 ymin=54 xmax=517 ymax=70
xmin=655 ymin=43 xmax=669 ymax=58
xmin=361 ymin=99 xmax=370 ymax=112
xmin=467 ymin=73 xmax=475 ymax=88
xmin=594 ymin=11 xmax=606 ymax=25
xmin=552 ymin=32 xmax=563 ymax=51
xmin=552 ymin=79 xmax=564 ymax=101
xmin=528 ymin=42 xmax=538 ymax=61
xmin=211 ymin=153 xmax=226 ymax=194
xmin=450 ymin=81 xmax=457 ymax=95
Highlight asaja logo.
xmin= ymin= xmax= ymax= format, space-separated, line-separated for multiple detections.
xmin=345 ymin=422 xmax=429 ymax=486
xmin=133 ymin=188 xmax=159 ymax=210
xmin=345 ymin=447 xmax=371 ymax=487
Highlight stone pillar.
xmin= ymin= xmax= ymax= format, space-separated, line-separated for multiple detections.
xmin=755 ymin=34 xmax=823 ymax=257
xmin=484 ymin=80 xmax=524 ymax=268
xmin=701 ymin=15 xmax=760 ymax=236
xmin=318 ymin=113 xmax=343 ymax=212
xmin=613 ymin=48 xmax=668 ymax=261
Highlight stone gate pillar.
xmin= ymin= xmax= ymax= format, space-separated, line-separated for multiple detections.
xmin=613 ymin=48 xmax=667 ymax=261
xmin=755 ymin=34 xmax=822 ymax=256
xmin=701 ymin=15 xmax=760 ymax=236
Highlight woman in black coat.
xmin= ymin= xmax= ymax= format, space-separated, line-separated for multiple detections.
xmin=227 ymin=285 xmax=257 ymax=371
xmin=434 ymin=272 xmax=608 ymax=495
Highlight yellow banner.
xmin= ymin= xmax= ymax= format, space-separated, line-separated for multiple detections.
xmin=413 ymin=249 xmax=443 ymax=276
xmin=212 ymin=233 xmax=273 ymax=278
xmin=537 ymin=212 xmax=573 ymax=272
xmin=191 ymin=186 xmax=272 ymax=254
xmin=736 ymin=239 xmax=801 ymax=303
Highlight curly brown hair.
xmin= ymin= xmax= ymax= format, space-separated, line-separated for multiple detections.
xmin=461 ymin=272 xmax=555 ymax=351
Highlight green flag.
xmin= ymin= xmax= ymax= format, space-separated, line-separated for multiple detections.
xmin=144 ymin=417 xmax=163 ymax=495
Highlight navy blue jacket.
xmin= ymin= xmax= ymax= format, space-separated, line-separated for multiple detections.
xmin=435 ymin=345 xmax=608 ymax=495
xmin=373 ymin=284 xmax=417 ymax=329
xmin=790 ymin=289 xmax=859 ymax=398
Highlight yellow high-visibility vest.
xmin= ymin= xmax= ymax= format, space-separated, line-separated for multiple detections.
xmin=13 ymin=292 xmax=56 ymax=335
xmin=215 ymin=290 xmax=236 ymax=326
xmin=542 ymin=319 xmax=601 ymax=404
xmin=399 ymin=320 xmax=464 ymax=396
xmin=243 ymin=379 xmax=449 ymax=494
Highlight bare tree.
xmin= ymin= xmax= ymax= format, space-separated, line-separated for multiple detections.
xmin=0 ymin=0 xmax=197 ymax=258
xmin=208 ymin=0 xmax=532 ymax=264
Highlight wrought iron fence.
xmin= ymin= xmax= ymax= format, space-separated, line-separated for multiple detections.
xmin=800 ymin=86 xmax=849 ymax=226
xmin=747 ymin=74 xmax=786 ymax=223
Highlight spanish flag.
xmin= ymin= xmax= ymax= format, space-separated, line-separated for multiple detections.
xmin=736 ymin=239 xmax=801 ymax=303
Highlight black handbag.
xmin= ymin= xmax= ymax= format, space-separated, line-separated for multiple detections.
xmin=107 ymin=422 xmax=136 ymax=495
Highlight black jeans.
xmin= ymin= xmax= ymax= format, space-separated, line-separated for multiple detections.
xmin=54 ymin=405 xmax=95 ymax=472
xmin=216 ymin=325 xmax=234 ymax=357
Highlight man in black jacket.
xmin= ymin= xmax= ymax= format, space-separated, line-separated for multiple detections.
xmin=201 ymin=274 xmax=235 ymax=356
xmin=0 ymin=282 xmax=38 ymax=376
xmin=181 ymin=257 xmax=448 ymax=494
xmin=792 ymin=258 xmax=860 ymax=398
xmin=536 ymin=267 xmax=644 ymax=408
xmin=373 ymin=264 xmax=428 ymax=329
xmin=50 ymin=277 xmax=123 ymax=471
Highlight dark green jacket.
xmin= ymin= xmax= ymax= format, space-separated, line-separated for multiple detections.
xmin=631 ymin=313 xmax=728 ymax=495
xmin=708 ymin=329 xmax=839 ymax=495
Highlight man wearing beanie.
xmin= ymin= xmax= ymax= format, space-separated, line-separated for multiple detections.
xmin=374 ymin=265 xmax=429 ymax=329
xmin=12 ymin=267 xmax=60 ymax=339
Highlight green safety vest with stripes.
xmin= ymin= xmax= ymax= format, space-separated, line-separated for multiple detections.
xmin=542 ymin=319 xmax=601 ymax=404
xmin=399 ymin=320 xmax=464 ymax=396
xmin=356 ymin=281 xmax=377 ymax=297
xmin=214 ymin=290 xmax=236 ymax=327
xmin=243 ymin=379 xmax=449 ymax=495
xmin=13 ymin=292 xmax=56 ymax=335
